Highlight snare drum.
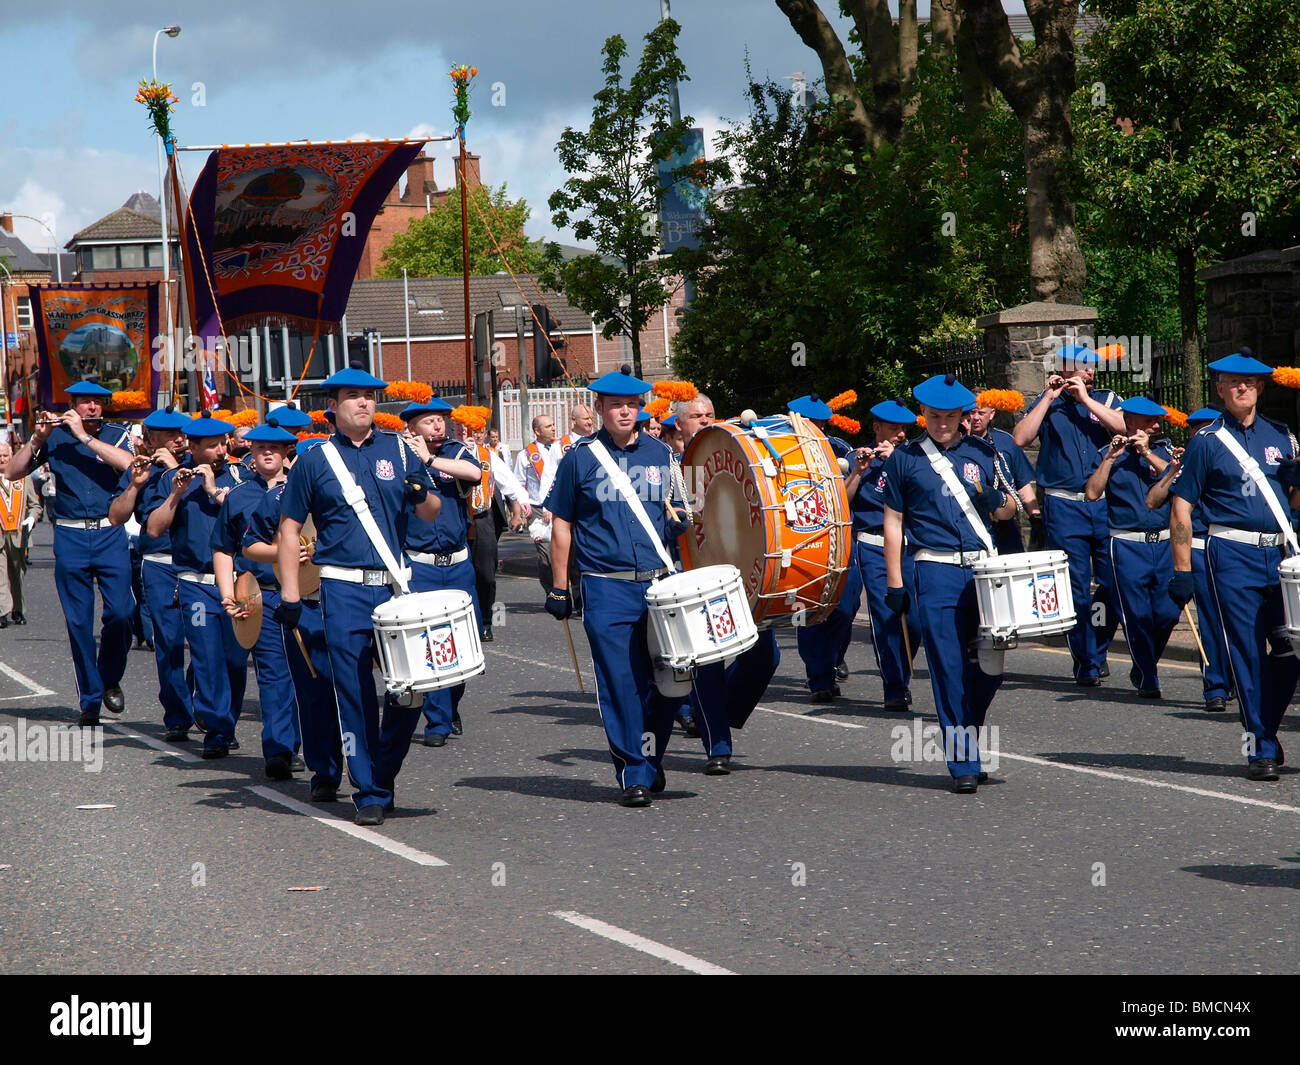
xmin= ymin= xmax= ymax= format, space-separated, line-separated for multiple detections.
xmin=372 ymin=590 xmax=485 ymax=704
xmin=646 ymin=564 xmax=759 ymax=672
xmin=1279 ymin=557 xmax=1300 ymax=653
xmin=973 ymin=549 xmax=1075 ymax=641
xmin=679 ymin=416 xmax=851 ymax=626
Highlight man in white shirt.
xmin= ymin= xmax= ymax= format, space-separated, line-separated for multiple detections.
xmin=467 ymin=423 xmax=529 ymax=641
xmin=513 ymin=414 xmax=581 ymax=613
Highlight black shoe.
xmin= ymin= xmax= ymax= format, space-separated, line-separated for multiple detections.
xmin=810 ymin=689 xmax=835 ymax=703
xmin=423 ymin=733 xmax=447 ymax=748
xmin=191 ymin=714 xmax=207 ymax=735
xmin=229 ymin=738 xmax=240 ymax=751
xmin=952 ymin=775 xmax=979 ymax=794
xmin=201 ymin=744 xmax=229 ymax=760
xmin=102 ymin=686 xmax=125 ymax=714
xmin=290 ymin=754 xmax=306 ymax=772
xmin=355 ymin=805 xmax=385 ymax=826
xmin=677 ymin=714 xmax=699 ymax=738
xmin=1205 ymin=697 xmax=1227 ymax=712
xmin=0 ymin=616 xmax=10 ymax=629
xmin=977 ymin=772 xmax=989 ymax=784
xmin=77 ymin=710 xmax=100 ymax=727
xmin=10 ymin=612 xmax=24 ymax=625
xmin=482 ymin=627 xmax=494 ymax=643
xmin=163 ymin=728 xmax=189 ymax=743
xmin=650 ymin=768 xmax=666 ymax=793
xmin=619 ymin=785 xmax=651 ymax=807
xmin=1246 ymin=759 xmax=1280 ymax=782
xmin=883 ymin=697 xmax=910 ymax=712
xmin=1129 ymin=666 xmax=1141 ymax=690
xmin=1075 ymin=674 xmax=1101 ymax=687
xmin=1098 ymin=661 xmax=1110 ymax=679
xmin=1138 ymin=688 xmax=1162 ymax=699
xmin=265 ymin=753 xmax=292 ymax=780
xmin=835 ymin=659 xmax=849 ymax=680
xmin=451 ymin=711 xmax=463 ymax=736
xmin=310 ymin=783 xmax=339 ymax=803
xmin=704 ymin=755 xmax=731 ymax=776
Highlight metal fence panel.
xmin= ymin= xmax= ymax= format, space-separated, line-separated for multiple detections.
xmin=497 ymin=387 xmax=594 ymax=451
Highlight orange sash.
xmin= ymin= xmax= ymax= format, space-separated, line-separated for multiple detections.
xmin=470 ymin=444 xmax=494 ymax=513
xmin=0 ymin=479 xmax=23 ymax=533
xmin=526 ymin=441 xmax=546 ymax=480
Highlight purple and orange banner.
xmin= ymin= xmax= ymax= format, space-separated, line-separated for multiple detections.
xmin=30 ymin=282 xmax=160 ymax=416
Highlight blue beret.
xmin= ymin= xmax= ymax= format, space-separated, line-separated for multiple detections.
xmin=1058 ymin=344 xmax=1099 ymax=365
xmin=913 ymin=374 xmax=976 ymax=412
xmin=868 ymin=400 xmax=916 ymax=426
xmin=1120 ymin=396 xmax=1167 ymax=417
xmin=66 ymin=381 xmax=114 ymax=398
xmin=636 ymin=408 xmax=652 ymax=424
xmin=243 ymin=422 xmax=298 ymax=444
xmin=660 ymin=415 xmax=677 ymax=429
xmin=268 ymin=403 xmax=312 ymax=429
xmin=321 ymin=364 xmax=387 ymax=391
xmin=788 ymin=394 xmax=833 ymax=420
xmin=142 ymin=405 xmax=188 ymax=430
xmin=185 ymin=416 xmax=235 ymax=438
xmin=400 ymin=399 xmax=453 ymax=419
xmin=295 ymin=437 xmax=325 ymax=457
xmin=589 ymin=365 xmax=650 ymax=396
xmin=1187 ymin=407 xmax=1220 ymax=424
xmin=963 ymin=400 xmax=977 ymax=413
xmin=1209 ymin=352 xmax=1273 ymax=376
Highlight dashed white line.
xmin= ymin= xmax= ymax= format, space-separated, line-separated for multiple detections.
xmin=0 ymin=661 xmax=56 ymax=699
xmin=551 ymin=911 xmax=736 ymax=975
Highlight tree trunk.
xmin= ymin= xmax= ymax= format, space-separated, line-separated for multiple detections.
xmin=630 ymin=328 xmax=644 ymax=381
xmin=1176 ymin=244 xmax=1202 ymax=414
xmin=775 ymin=0 xmax=878 ymax=149
xmin=898 ymin=0 xmax=919 ymax=124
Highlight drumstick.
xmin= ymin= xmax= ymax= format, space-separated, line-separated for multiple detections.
xmin=292 ymin=628 xmax=318 ymax=679
xmin=562 ymin=618 xmax=586 ymax=693
xmin=1183 ymin=605 xmax=1209 ymax=669
xmin=901 ymin=616 xmax=913 ymax=680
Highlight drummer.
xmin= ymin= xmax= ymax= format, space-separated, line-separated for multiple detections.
xmin=399 ymin=398 xmax=483 ymax=748
xmin=966 ymin=398 xmax=1043 ymax=553
xmin=882 ymin=374 xmax=1018 ymax=793
xmin=845 ymin=399 xmax=921 ymax=711
xmin=1145 ymin=407 xmax=1232 ymax=712
xmin=1083 ymin=397 xmax=1178 ymax=698
xmin=213 ymin=419 xmax=302 ymax=779
xmin=243 ymin=435 xmax=343 ymax=803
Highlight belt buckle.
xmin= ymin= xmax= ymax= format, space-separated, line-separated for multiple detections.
xmin=1145 ymin=530 xmax=1161 ymax=543
xmin=363 ymin=570 xmax=388 ymax=586
xmin=435 ymin=553 xmax=452 ymax=566
xmin=1262 ymin=533 xmax=1281 ymax=547
xmin=959 ymin=551 xmax=980 ymax=567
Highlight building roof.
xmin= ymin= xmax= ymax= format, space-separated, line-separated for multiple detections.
xmin=67 ymin=191 xmax=179 ymax=247
xmin=345 ymin=275 xmax=595 ymax=339
xmin=0 ymin=231 xmax=51 ymax=273
xmin=896 ymin=12 xmax=1102 ymax=44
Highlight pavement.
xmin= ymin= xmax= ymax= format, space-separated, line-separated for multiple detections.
xmin=2 ymin=522 xmax=1299 ymax=975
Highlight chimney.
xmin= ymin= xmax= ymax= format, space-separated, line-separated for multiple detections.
xmin=401 ymin=153 xmax=437 ymax=205
xmin=456 ymin=153 xmax=482 ymax=192
xmin=0 ymin=213 xmax=12 ymax=234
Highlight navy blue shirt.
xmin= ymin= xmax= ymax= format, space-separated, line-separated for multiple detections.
xmin=280 ymin=430 xmax=433 ymax=569
xmin=115 ymin=462 xmax=176 ymax=555
xmin=212 ymin=475 xmax=275 ymax=583
xmin=34 ymin=423 xmax=134 ymax=520
xmin=405 ymin=439 xmax=477 ymax=554
xmin=545 ymin=428 xmax=688 ymax=573
xmin=980 ymin=427 xmax=1035 ymax=490
xmin=1090 ymin=439 xmax=1174 ymax=532
xmin=881 ymin=433 xmax=1002 ymax=553
xmin=153 ymin=460 xmax=248 ymax=573
xmin=244 ymin=482 xmax=287 ymax=564
xmin=1171 ymin=413 xmax=1298 ymax=533
xmin=851 ymin=453 xmax=890 ymax=533
xmin=1026 ymin=388 xmax=1122 ymax=491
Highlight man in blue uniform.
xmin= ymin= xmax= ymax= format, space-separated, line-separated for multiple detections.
xmin=7 ymin=381 xmax=135 ymax=725
xmin=398 ymin=398 xmax=483 ymax=747
xmin=544 ymin=366 xmax=691 ymax=806
xmin=214 ymin=420 xmax=301 ymax=779
xmin=967 ymin=401 xmax=1043 ymax=553
xmin=1146 ymin=408 xmax=1233 ymax=712
xmin=276 ymin=365 xmax=440 ymax=825
xmin=1084 ymin=397 xmax=1178 ymax=697
xmin=243 ymin=437 xmax=343 ymax=802
xmin=1012 ymin=345 xmax=1125 ymax=684
xmin=147 ymin=416 xmax=248 ymax=758
xmin=883 ymin=375 xmax=1018 ymax=793
xmin=787 ymin=394 xmax=864 ymax=702
xmin=109 ymin=406 xmax=193 ymax=740
xmin=845 ymin=399 xmax=921 ymax=711
xmin=1168 ymin=353 xmax=1300 ymax=781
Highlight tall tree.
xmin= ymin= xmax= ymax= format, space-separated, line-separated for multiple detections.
xmin=543 ymin=18 xmax=712 ymax=378
xmin=1076 ymin=0 xmax=1300 ymax=410
xmin=376 ymin=183 xmax=545 ymax=278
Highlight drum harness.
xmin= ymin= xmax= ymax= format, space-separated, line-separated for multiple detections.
xmin=318 ymin=440 xmax=413 ymax=595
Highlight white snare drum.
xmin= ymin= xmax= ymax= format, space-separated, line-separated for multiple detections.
xmin=1279 ymin=557 xmax=1300 ymax=654
xmin=972 ymin=550 xmax=1074 ymax=673
xmin=646 ymin=565 xmax=759 ymax=672
xmin=372 ymin=590 xmax=485 ymax=705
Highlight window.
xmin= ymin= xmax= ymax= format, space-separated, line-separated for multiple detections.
xmin=145 ymin=243 xmax=175 ymax=268
xmin=118 ymin=244 xmax=145 ymax=268
xmin=90 ymin=246 xmax=118 ymax=270
xmin=16 ymin=298 xmax=32 ymax=330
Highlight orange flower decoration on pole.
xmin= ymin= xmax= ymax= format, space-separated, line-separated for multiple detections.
xmin=652 ymin=380 xmax=698 ymax=403
xmin=827 ymin=390 xmax=858 ymax=412
xmin=1161 ymin=406 xmax=1189 ymax=428
xmin=829 ymin=414 xmax=861 ymax=436
xmin=373 ymin=412 xmax=406 ymax=432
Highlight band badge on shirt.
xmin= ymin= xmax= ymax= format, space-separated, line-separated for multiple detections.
xmin=962 ymin=462 xmax=981 ymax=486
xmin=1265 ymin=446 xmax=1283 ymax=465
xmin=375 ymin=459 xmax=395 ymax=480
xmin=645 ymin=465 xmax=662 ymax=486
xmin=875 ymin=473 xmax=887 ymax=491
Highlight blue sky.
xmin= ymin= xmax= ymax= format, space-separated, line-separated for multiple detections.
xmin=0 ymin=2 xmax=1019 ymax=256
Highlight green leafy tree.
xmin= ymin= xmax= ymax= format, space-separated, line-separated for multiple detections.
xmin=542 ymin=17 xmax=719 ymax=378
xmin=1076 ymin=0 xmax=1300 ymax=411
xmin=377 ymin=183 xmax=546 ymax=278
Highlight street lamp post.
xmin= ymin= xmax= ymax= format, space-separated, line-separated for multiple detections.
xmin=153 ymin=24 xmax=181 ymax=405
xmin=2 ymin=214 xmax=62 ymax=283
xmin=0 ymin=261 xmax=11 ymax=436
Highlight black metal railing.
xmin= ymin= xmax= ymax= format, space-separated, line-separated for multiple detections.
xmin=911 ymin=338 xmax=987 ymax=385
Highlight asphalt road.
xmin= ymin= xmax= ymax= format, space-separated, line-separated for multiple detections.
xmin=2 ymin=522 xmax=1298 ymax=976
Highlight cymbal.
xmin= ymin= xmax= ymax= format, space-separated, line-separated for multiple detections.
xmin=232 ymin=570 xmax=262 ymax=650
xmin=272 ymin=514 xmax=320 ymax=596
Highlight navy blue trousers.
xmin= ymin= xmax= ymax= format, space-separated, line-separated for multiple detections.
xmin=1109 ymin=537 xmax=1180 ymax=692
xmin=318 ymin=578 xmax=423 ymax=810
xmin=283 ymin=597 xmax=342 ymax=791
xmin=1043 ymin=494 xmax=1117 ymax=679
xmin=1190 ymin=543 xmax=1230 ymax=700
xmin=179 ymin=580 xmax=246 ymax=750
xmin=410 ymin=557 xmax=480 ymax=739
xmin=53 ymin=524 xmax=134 ymax=714
xmin=689 ymin=628 xmax=781 ymax=757
xmin=855 ymin=539 xmax=920 ymax=703
xmin=1204 ymin=538 xmax=1298 ymax=764
xmin=581 ymin=574 xmax=677 ymax=789
xmin=242 ymin=586 xmax=300 ymax=760
xmin=140 ymin=558 xmax=192 ymax=731
xmin=796 ymin=554 xmax=862 ymax=691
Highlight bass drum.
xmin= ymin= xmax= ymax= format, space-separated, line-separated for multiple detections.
xmin=678 ymin=415 xmax=850 ymax=626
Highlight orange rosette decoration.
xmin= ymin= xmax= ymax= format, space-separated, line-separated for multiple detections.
xmin=229 ymin=409 xmax=259 ymax=428
xmin=1161 ymin=406 xmax=1188 ymax=428
xmin=296 ymin=431 xmax=330 ymax=442
xmin=645 ymin=397 xmax=672 ymax=421
xmin=652 ymin=380 xmax=698 ymax=403
xmin=372 ymin=412 xmax=406 ymax=432
xmin=1096 ymin=343 xmax=1126 ymax=365
xmin=451 ymin=405 xmax=492 ymax=433
xmin=827 ymin=390 xmax=857 ymax=412
xmin=309 ymin=409 xmax=331 ymax=426
xmin=1272 ymin=367 xmax=1300 ymax=389
xmin=210 ymin=408 xmax=235 ymax=421
xmin=915 ymin=414 xmax=926 ymax=429
xmin=386 ymin=380 xmax=434 ymax=404
xmin=109 ymin=390 xmax=148 ymax=410
xmin=829 ymin=414 xmax=861 ymax=436
xmin=975 ymin=389 xmax=1025 ymax=412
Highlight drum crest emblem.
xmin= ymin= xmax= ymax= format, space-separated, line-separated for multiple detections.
xmin=1032 ymin=574 xmax=1060 ymax=619
xmin=424 ymin=625 xmax=459 ymax=670
xmin=784 ymin=479 xmax=830 ymax=532
xmin=703 ymin=596 xmax=737 ymax=644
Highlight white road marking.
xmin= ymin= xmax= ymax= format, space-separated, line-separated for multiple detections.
xmin=551 ymin=910 xmax=736 ymax=975
xmin=0 ymin=661 xmax=56 ymax=698
xmin=486 ymin=645 xmax=591 ymax=677
xmin=1031 ymin=644 xmax=1202 ymax=673
xmin=108 ymin=723 xmax=449 ymax=868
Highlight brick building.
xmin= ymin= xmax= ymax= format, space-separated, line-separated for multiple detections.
xmin=64 ymin=191 xmax=180 ymax=285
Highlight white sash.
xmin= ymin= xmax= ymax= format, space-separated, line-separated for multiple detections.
xmin=1213 ymin=425 xmax=1300 ymax=556
xmin=920 ymin=437 xmax=996 ymax=555
xmin=320 ymin=440 xmax=411 ymax=594
xmin=587 ymin=440 xmax=676 ymax=573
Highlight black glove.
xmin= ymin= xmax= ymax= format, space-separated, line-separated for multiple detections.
xmin=545 ymin=589 xmax=572 ymax=620
xmin=1279 ymin=459 xmax=1300 ymax=493
xmin=885 ymin=586 xmax=910 ymax=616
xmin=405 ymin=475 xmax=429 ymax=504
xmin=1167 ymin=571 xmax=1195 ymax=608
xmin=972 ymin=486 xmax=1006 ymax=520
xmin=273 ymin=598 xmax=303 ymax=629
xmin=1028 ymin=513 xmax=1046 ymax=551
